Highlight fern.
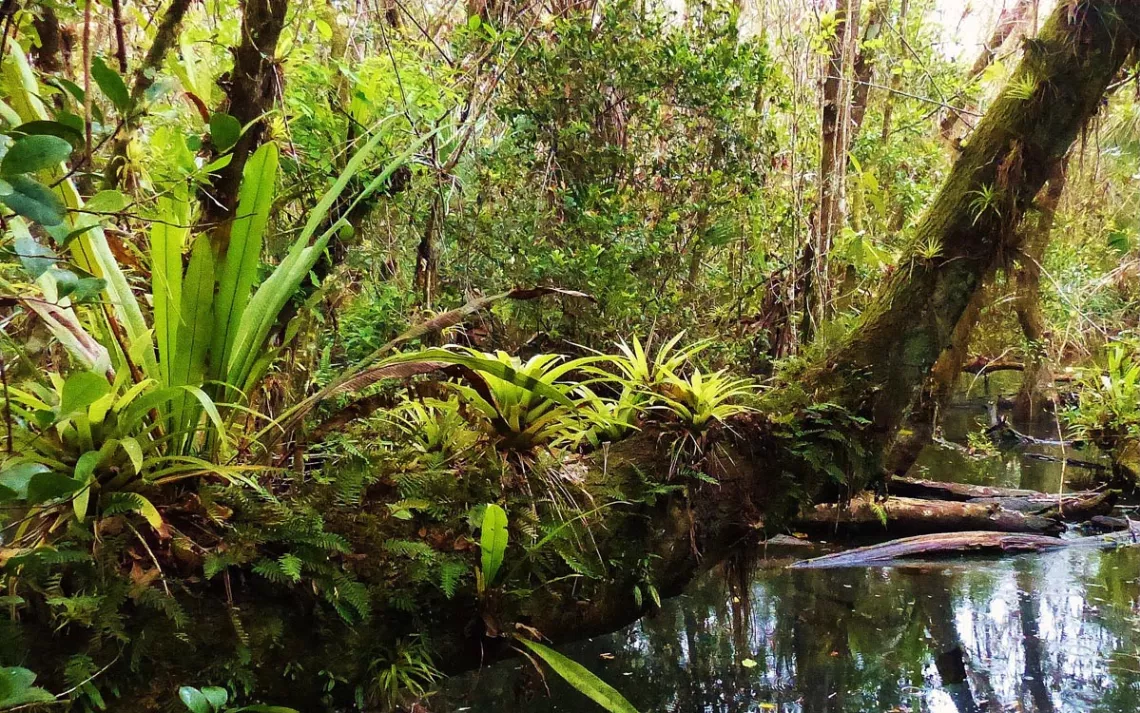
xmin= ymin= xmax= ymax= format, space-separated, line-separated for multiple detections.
xmin=252 ymin=558 xmax=291 ymax=584
xmin=279 ymin=554 xmax=304 ymax=582
xmin=384 ymin=539 xmax=439 ymax=562
xmin=436 ymin=558 xmax=468 ymax=599
xmin=320 ymin=573 xmax=371 ymax=623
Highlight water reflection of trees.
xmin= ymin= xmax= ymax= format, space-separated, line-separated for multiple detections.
xmin=441 ymin=548 xmax=1140 ymax=713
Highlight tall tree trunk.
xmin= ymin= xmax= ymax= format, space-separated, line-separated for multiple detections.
xmin=1014 ymin=159 xmax=1067 ymax=421
xmin=879 ymin=0 xmax=908 ymax=143
xmin=200 ymin=0 xmax=289 ymax=248
xmin=802 ymin=0 xmax=861 ymax=343
xmin=940 ymin=0 xmax=1034 ymax=143
xmin=849 ymin=1 xmax=885 ymax=137
xmin=809 ymin=0 xmax=1140 ymax=463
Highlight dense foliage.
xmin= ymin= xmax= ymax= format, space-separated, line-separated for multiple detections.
xmin=0 ymin=0 xmax=1139 ymax=710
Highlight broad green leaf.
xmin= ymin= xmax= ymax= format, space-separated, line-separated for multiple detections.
xmin=1 ymin=174 xmax=65 ymax=225
xmin=12 ymin=229 xmax=56 ymax=278
xmin=480 ymin=503 xmax=508 ymax=586
xmin=85 ymin=189 xmax=128 ymax=214
xmin=1 ymin=134 xmax=72 ymax=175
xmin=120 ymin=437 xmax=144 ymax=474
xmin=178 ymin=686 xmax=213 ymax=713
xmin=60 ymin=371 xmax=111 ymax=418
xmin=234 ymin=707 xmax=300 ymax=713
xmin=133 ymin=494 xmax=164 ymax=532
xmin=199 ymin=686 xmax=228 ymax=711
xmin=212 ymin=142 xmax=278 ymax=385
xmin=72 ymin=450 xmax=101 ymax=521
xmin=228 ymin=127 xmax=435 ymax=392
xmin=0 ymin=462 xmax=49 ymax=499
xmin=13 ymin=119 xmax=84 ymax=144
xmin=91 ymin=57 xmax=129 ymax=111
xmin=209 ymin=113 xmax=241 ymax=152
xmin=515 ymin=638 xmax=641 ymax=713
xmin=169 ymin=235 xmax=215 ymax=447
xmin=0 ymin=667 xmax=55 ymax=707
xmin=26 ymin=472 xmax=82 ymax=504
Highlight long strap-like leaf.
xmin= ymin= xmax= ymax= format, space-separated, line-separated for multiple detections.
xmin=151 ymin=190 xmax=189 ymax=387
xmin=211 ymin=143 xmax=279 ymax=383
xmin=3 ymin=43 xmax=156 ymax=381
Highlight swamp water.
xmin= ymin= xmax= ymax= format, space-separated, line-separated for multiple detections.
xmin=439 ymin=376 xmax=1139 ymax=712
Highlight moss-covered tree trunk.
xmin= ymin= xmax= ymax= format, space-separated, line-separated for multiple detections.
xmin=809 ymin=0 xmax=1140 ymax=465
xmin=1014 ymin=159 xmax=1068 ymax=420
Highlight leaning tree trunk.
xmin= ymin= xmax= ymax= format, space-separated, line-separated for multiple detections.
xmin=809 ymin=0 xmax=1140 ymax=467
xmin=1014 ymin=159 xmax=1068 ymax=420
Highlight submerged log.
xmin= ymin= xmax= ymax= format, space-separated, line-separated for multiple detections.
xmin=795 ymin=494 xmax=1065 ymax=535
xmin=887 ymin=476 xmax=1041 ymax=500
xmin=791 ymin=531 xmax=1067 ymax=568
xmin=790 ymin=526 xmax=1140 ymax=569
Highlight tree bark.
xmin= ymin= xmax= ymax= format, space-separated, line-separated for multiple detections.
xmin=1013 ymin=159 xmax=1067 ymax=420
xmin=809 ymin=0 xmax=1140 ymax=466
xmin=849 ymin=1 xmax=885 ymax=136
xmin=791 ymin=526 xmax=1140 ymax=569
xmin=30 ymin=6 xmax=65 ymax=75
xmin=803 ymin=0 xmax=861 ymax=341
xmin=200 ymin=0 xmax=289 ymax=247
xmin=795 ymin=493 xmax=1068 ymax=536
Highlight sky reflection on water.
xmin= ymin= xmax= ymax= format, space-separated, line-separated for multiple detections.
xmin=441 ymin=546 xmax=1140 ymax=712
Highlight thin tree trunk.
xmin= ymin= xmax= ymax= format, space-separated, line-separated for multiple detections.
xmin=849 ymin=1 xmax=885 ymax=136
xmin=803 ymin=0 xmax=861 ymax=342
xmin=879 ymin=0 xmax=908 ymax=143
xmin=200 ymin=0 xmax=289 ymax=248
xmin=109 ymin=0 xmax=128 ymax=73
xmin=415 ymin=195 xmax=441 ymax=307
xmin=105 ymin=0 xmax=193 ymax=189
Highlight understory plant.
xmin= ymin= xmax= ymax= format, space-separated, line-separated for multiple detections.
xmin=1065 ymin=340 xmax=1140 ymax=443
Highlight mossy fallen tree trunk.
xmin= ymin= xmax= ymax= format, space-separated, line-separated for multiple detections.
xmin=793 ymin=491 xmax=1114 ymax=536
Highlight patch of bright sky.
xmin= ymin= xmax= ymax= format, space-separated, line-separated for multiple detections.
xmin=929 ymin=0 xmax=1056 ymax=61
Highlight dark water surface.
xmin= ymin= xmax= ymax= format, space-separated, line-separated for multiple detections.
xmin=439 ymin=378 xmax=1138 ymax=712
xmin=440 ymin=547 xmax=1140 ymax=712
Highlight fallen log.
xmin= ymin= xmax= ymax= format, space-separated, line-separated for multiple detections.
xmin=790 ymin=526 xmax=1140 ymax=569
xmin=886 ymin=477 xmax=1117 ymax=520
xmin=970 ymin=491 xmax=1115 ymax=519
xmin=795 ymin=494 xmax=1064 ymax=535
xmin=962 ymin=357 xmax=1025 ymax=374
xmin=888 ymin=476 xmax=1041 ymax=501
